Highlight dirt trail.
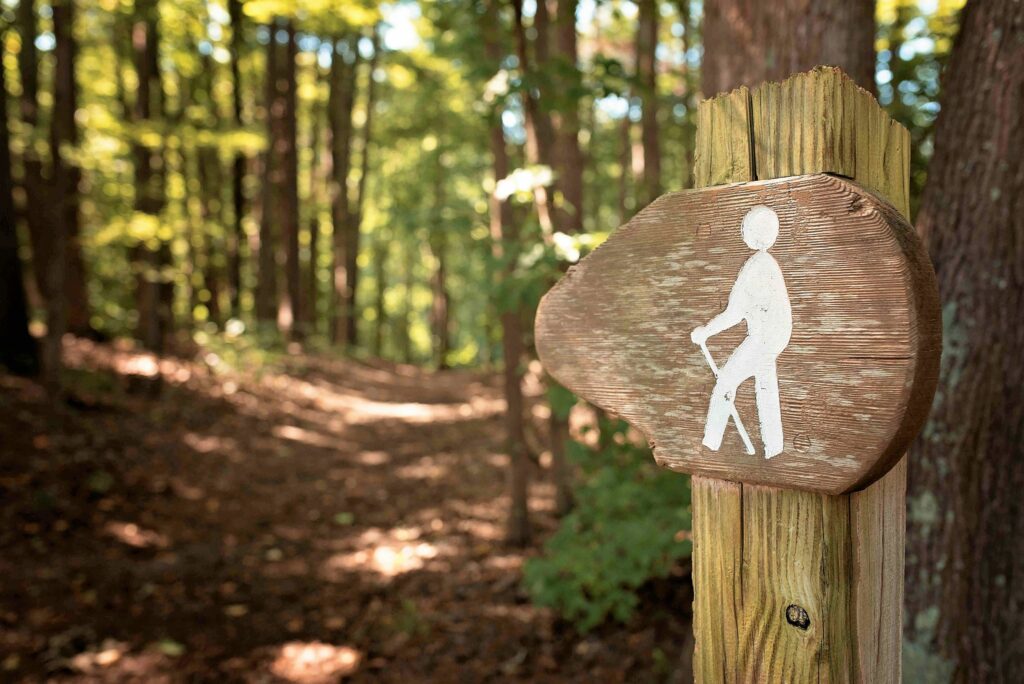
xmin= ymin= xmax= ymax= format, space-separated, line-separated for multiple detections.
xmin=0 ymin=339 xmax=688 ymax=683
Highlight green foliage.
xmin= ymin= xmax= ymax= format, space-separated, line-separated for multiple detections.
xmin=876 ymin=0 xmax=966 ymax=213
xmin=546 ymin=382 xmax=576 ymax=420
xmin=524 ymin=421 xmax=692 ymax=631
xmin=4 ymin=0 xmax=955 ymax=363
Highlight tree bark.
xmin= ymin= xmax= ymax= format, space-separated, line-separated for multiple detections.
xmin=372 ymin=237 xmax=387 ymax=356
xmin=553 ymin=0 xmax=584 ymax=233
xmin=400 ymin=242 xmax=414 ymax=364
xmin=487 ymin=0 xmax=530 ymax=546
xmin=17 ymin=0 xmax=61 ymax=391
xmin=636 ymin=0 xmax=661 ymax=205
xmin=429 ymin=150 xmax=450 ymax=369
xmin=511 ymin=0 xmax=555 ymax=240
xmin=227 ymin=0 xmax=245 ymax=318
xmin=905 ymin=1 xmax=1024 ymax=681
xmin=305 ymin=64 xmax=326 ymax=337
xmin=132 ymin=0 xmax=171 ymax=353
xmin=344 ymin=28 xmax=381 ymax=349
xmin=0 ymin=33 xmax=38 ymax=376
xmin=258 ymin=20 xmax=301 ymax=337
xmin=257 ymin=19 xmax=299 ymax=331
xmin=51 ymin=0 xmax=91 ymax=337
xmin=328 ymin=36 xmax=359 ymax=345
xmin=618 ymin=113 xmax=632 ymax=224
xmin=17 ymin=0 xmax=48 ymax=303
xmin=512 ymin=0 xmax=577 ymax=517
xmin=281 ymin=22 xmax=301 ymax=339
xmin=428 ymin=242 xmax=448 ymax=369
xmin=548 ymin=0 xmax=581 ymax=517
xmin=701 ymin=0 xmax=876 ymax=96
xmin=675 ymin=0 xmax=695 ymax=190
xmin=198 ymin=143 xmax=223 ymax=327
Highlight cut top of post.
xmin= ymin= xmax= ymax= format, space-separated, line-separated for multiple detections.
xmin=695 ymin=66 xmax=912 ymax=219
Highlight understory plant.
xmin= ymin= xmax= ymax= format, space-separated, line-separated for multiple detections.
xmin=524 ymin=419 xmax=692 ymax=631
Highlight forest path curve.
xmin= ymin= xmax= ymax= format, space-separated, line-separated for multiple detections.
xmin=0 ymin=338 xmax=682 ymax=683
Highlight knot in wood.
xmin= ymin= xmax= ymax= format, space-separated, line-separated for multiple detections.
xmin=785 ymin=604 xmax=811 ymax=630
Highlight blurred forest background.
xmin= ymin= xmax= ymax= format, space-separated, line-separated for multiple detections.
xmin=1 ymin=0 xmax=1021 ymax=681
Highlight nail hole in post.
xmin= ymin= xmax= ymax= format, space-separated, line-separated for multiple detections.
xmin=786 ymin=604 xmax=810 ymax=630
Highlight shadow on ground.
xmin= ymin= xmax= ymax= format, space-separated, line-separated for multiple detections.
xmin=0 ymin=338 xmax=690 ymax=683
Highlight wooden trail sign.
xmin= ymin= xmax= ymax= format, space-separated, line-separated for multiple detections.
xmin=535 ymin=68 xmax=940 ymax=682
xmin=536 ymin=173 xmax=940 ymax=495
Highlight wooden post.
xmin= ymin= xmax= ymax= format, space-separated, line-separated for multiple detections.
xmin=691 ymin=67 xmax=910 ymax=682
xmin=535 ymin=66 xmax=936 ymax=683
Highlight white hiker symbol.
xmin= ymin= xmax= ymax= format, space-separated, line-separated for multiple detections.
xmin=691 ymin=205 xmax=793 ymax=459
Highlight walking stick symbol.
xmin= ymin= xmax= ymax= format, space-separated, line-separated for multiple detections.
xmin=697 ymin=341 xmax=756 ymax=455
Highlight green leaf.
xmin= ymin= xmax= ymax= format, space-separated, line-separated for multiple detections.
xmin=155 ymin=639 xmax=186 ymax=657
xmin=333 ymin=512 xmax=355 ymax=526
xmin=87 ymin=470 xmax=116 ymax=495
xmin=547 ymin=383 xmax=577 ymax=420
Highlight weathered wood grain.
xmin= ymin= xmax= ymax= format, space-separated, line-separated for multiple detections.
xmin=691 ymin=477 xmax=742 ymax=681
xmin=686 ymin=68 xmax=916 ymax=683
xmin=751 ymin=67 xmax=911 ymax=215
xmin=536 ymin=173 xmax=939 ymax=495
xmin=694 ymin=86 xmax=754 ymax=187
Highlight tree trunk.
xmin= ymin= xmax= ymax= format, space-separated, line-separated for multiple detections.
xmin=51 ymin=0 xmax=91 ymax=337
xmin=618 ymin=113 xmax=632 ymax=224
xmin=280 ymin=21 xmax=300 ymax=339
xmin=0 ymin=34 xmax=38 ymax=376
xmin=553 ymin=0 xmax=584 ymax=233
xmin=328 ymin=36 xmax=359 ymax=345
xmin=487 ymin=1 xmax=530 ymax=546
xmin=345 ymin=27 xmax=381 ymax=349
xmin=701 ymin=0 xmax=876 ymax=96
xmin=17 ymin=0 xmax=49 ymax=303
xmin=636 ymin=0 xmax=661 ymax=205
xmin=132 ymin=0 xmax=170 ymax=353
xmin=429 ymin=244 xmax=448 ymax=369
xmin=257 ymin=20 xmax=288 ymax=328
xmin=198 ymin=144 xmax=223 ymax=327
xmin=905 ymin=1 xmax=1024 ymax=681
xmin=372 ymin=237 xmax=387 ymax=357
xmin=401 ymin=242 xmax=414 ymax=364
xmin=675 ymin=0 xmax=695 ymax=190
xmin=511 ymin=0 xmax=555 ymax=241
xmin=305 ymin=66 xmax=325 ymax=337
xmin=548 ymin=0 xmax=582 ymax=517
xmin=17 ymin=0 xmax=60 ymax=391
xmin=227 ymin=0 xmax=245 ymax=319
xmin=259 ymin=20 xmax=301 ymax=338
xmin=429 ymin=150 xmax=450 ymax=370
xmin=512 ymin=0 xmax=577 ymax=517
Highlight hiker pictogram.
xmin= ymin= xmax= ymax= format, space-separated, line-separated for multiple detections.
xmin=690 ymin=205 xmax=793 ymax=459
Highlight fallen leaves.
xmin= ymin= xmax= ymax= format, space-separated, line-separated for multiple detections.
xmin=0 ymin=339 xmax=691 ymax=681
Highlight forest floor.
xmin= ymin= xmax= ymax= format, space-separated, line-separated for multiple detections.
xmin=0 ymin=337 xmax=691 ymax=683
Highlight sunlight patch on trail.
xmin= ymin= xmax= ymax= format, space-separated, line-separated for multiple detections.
xmin=312 ymin=393 xmax=503 ymax=425
xmin=269 ymin=642 xmax=361 ymax=682
xmin=183 ymin=432 xmax=237 ymax=455
xmin=320 ymin=526 xmax=454 ymax=581
xmin=395 ymin=456 xmax=448 ymax=481
xmin=356 ymin=450 xmax=390 ymax=465
xmin=272 ymin=424 xmax=338 ymax=448
xmin=104 ymin=521 xmax=170 ymax=549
